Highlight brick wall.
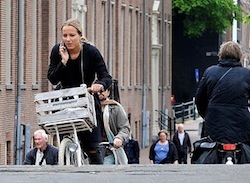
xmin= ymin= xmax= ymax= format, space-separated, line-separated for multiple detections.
xmin=0 ymin=0 xmax=172 ymax=164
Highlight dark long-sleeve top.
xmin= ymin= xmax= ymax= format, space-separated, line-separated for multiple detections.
xmin=47 ymin=42 xmax=112 ymax=143
xmin=173 ymin=131 xmax=191 ymax=153
xmin=149 ymin=140 xmax=178 ymax=164
xmin=23 ymin=144 xmax=58 ymax=165
xmin=47 ymin=42 xmax=112 ymax=90
xmin=195 ymin=59 xmax=250 ymax=143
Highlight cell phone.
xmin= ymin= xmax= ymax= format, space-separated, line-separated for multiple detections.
xmin=60 ymin=41 xmax=66 ymax=51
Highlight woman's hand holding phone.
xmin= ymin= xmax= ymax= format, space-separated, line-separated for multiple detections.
xmin=59 ymin=42 xmax=69 ymax=65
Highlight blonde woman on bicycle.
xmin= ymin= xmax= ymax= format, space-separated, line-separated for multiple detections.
xmin=47 ymin=18 xmax=112 ymax=164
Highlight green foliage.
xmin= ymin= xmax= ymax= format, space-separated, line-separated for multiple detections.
xmin=243 ymin=14 xmax=250 ymax=24
xmin=172 ymin=0 xmax=243 ymax=37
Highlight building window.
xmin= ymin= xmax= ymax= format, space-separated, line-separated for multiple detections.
xmin=91 ymin=0 xmax=96 ymax=44
xmin=32 ymin=0 xmax=38 ymax=89
xmin=135 ymin=121 xmax=139 ymax=140
xmin=120 ymin=5 xmax=126 ymax=87
xmin=158 ymin=19 xmax=162 ymax=87
xmin=6 ymin=141 xmax=11 ymax=165
xmin=237 ymin=21 xmax=242 ymax=43
xmin=134 ymin=10 xmax=138 ymax=87
xmin=19 ymin=0 xmax=25 ymax=88
xmin=110 ymin=2 xmax=114 ymax=76
xmin=135 ymin=10 xmax=142 ymax=87
xmin=148 ymin=16 xmax=152 ymax=86
xmin=127 ymin=8 xmax=132 ymax=87
xmin=101 ymin=1 xmax=107 ymax=57
xmin=5 ymin=0 xmax=12 ymax=89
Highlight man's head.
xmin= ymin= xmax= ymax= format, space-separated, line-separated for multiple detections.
xmin=177 ymin=123 xmax=184 ymax=133
xmin=34 ymin=129 xmax=48 ymax=151
xmin=98 ymin=85 xmax=111 ymax=101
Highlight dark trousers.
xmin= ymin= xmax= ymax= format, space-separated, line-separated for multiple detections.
xmin=78 ymin=127 xmax=103 ymax=164
xmin=178 ymin=150 xmax=188 ymax=164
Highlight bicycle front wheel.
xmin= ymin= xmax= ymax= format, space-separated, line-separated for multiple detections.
xmin=58 ymin=138 xmax=78 ymax=166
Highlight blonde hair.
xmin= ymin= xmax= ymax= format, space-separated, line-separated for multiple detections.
xmin=61 ymin=18 xmax=88 ymax=43
xmin=218 ymin=41 xmax=242 ymax=61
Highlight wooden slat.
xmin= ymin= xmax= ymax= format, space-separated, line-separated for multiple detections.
xmin=35 ymin=98 xmax=89 ymax=113
xmin=43 ymin=120 xmax=93 ymax=135
xmin=37 ymin=109 xmax=93 ymax=125
xmin=35 ymin=86 xmax=97 ymax=135
xmin=34 ymin=86 xmax=88 ymax=101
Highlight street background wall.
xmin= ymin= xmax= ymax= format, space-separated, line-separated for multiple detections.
xmin=0 ymin=0 xmax=172 ymax=165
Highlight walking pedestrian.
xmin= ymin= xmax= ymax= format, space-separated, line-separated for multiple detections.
xmin=124 ymin=136 xmax=140 ymax=164
xmin=149 ymin=130 xmax=178 ymax=164
xmin=173 ymin=123 xmax=191 ymax=164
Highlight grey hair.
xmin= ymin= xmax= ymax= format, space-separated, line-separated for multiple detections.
xmin=177 ymin=123 xmax=184 ymax=129
xmin=34 ymin=129 xmax=48 ymax=139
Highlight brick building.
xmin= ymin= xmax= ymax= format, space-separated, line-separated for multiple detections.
xmin=0 ymin=0 xmax=172 ymax=165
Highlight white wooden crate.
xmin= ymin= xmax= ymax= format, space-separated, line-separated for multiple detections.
xmin=34 ymin=85 xmax=97 ymax=134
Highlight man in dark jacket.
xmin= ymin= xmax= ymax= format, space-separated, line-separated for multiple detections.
xmin=24 ymin=129 xmax=58 ymax=165
xmin=173 ymin=124 xmax=191 ymax=164
xmin=195 ymin=41 xmax=250 ymax=144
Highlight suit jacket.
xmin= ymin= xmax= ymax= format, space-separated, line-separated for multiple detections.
xmin=173 ymin=131 xmax=191 ymax=153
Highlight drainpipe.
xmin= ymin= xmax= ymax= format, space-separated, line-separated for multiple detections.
xmin=161 ymin=0 xmax=166 ymax=129
xmin=108 ymin=0 xmax=112 ymax=75
xmin=141 ymin=0 xmax=147 ymax=148
xmin=16 ymin=0 xmax=24 ymax=165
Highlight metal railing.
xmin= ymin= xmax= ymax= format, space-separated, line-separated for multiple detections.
xmin=172 ymin=97 xmax=197 ymax=123
xmin=155 ymin=110 xmax=176 ymax=138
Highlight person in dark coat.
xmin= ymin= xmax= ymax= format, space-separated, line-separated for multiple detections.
xmin=124 ymin=138 xmax=140 ymax=164
xmin=149 ymin=130 xmax=178 ymax=164
xmin=173 ymin=123 xmax=191 ymax=164
xmin=195 ymin=41 xmax=250 ymax=144
xmin=24 ymin=129 xmax=58 ymax=165
xmin=47 ymin=18 xmax=112 ymax=164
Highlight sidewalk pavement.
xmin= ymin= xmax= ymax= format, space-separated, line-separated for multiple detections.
xmin=139 ymin=117 xmax=203 ymax=164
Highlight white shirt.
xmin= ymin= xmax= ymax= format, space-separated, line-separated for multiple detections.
xmin=178 ymin=132 xmax=185 ymax=146
xmin=35 ymin=149 xmax=46 ymax=165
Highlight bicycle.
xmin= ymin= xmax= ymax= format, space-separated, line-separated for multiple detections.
xmin=34 ymin=84 xmax=97 ymax=166
xmin=99 ymin=142 xmax=128 ymax=165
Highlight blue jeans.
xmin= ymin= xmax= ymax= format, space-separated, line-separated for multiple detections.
xmin=103 ymin=154 xmax=115 ymax=165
